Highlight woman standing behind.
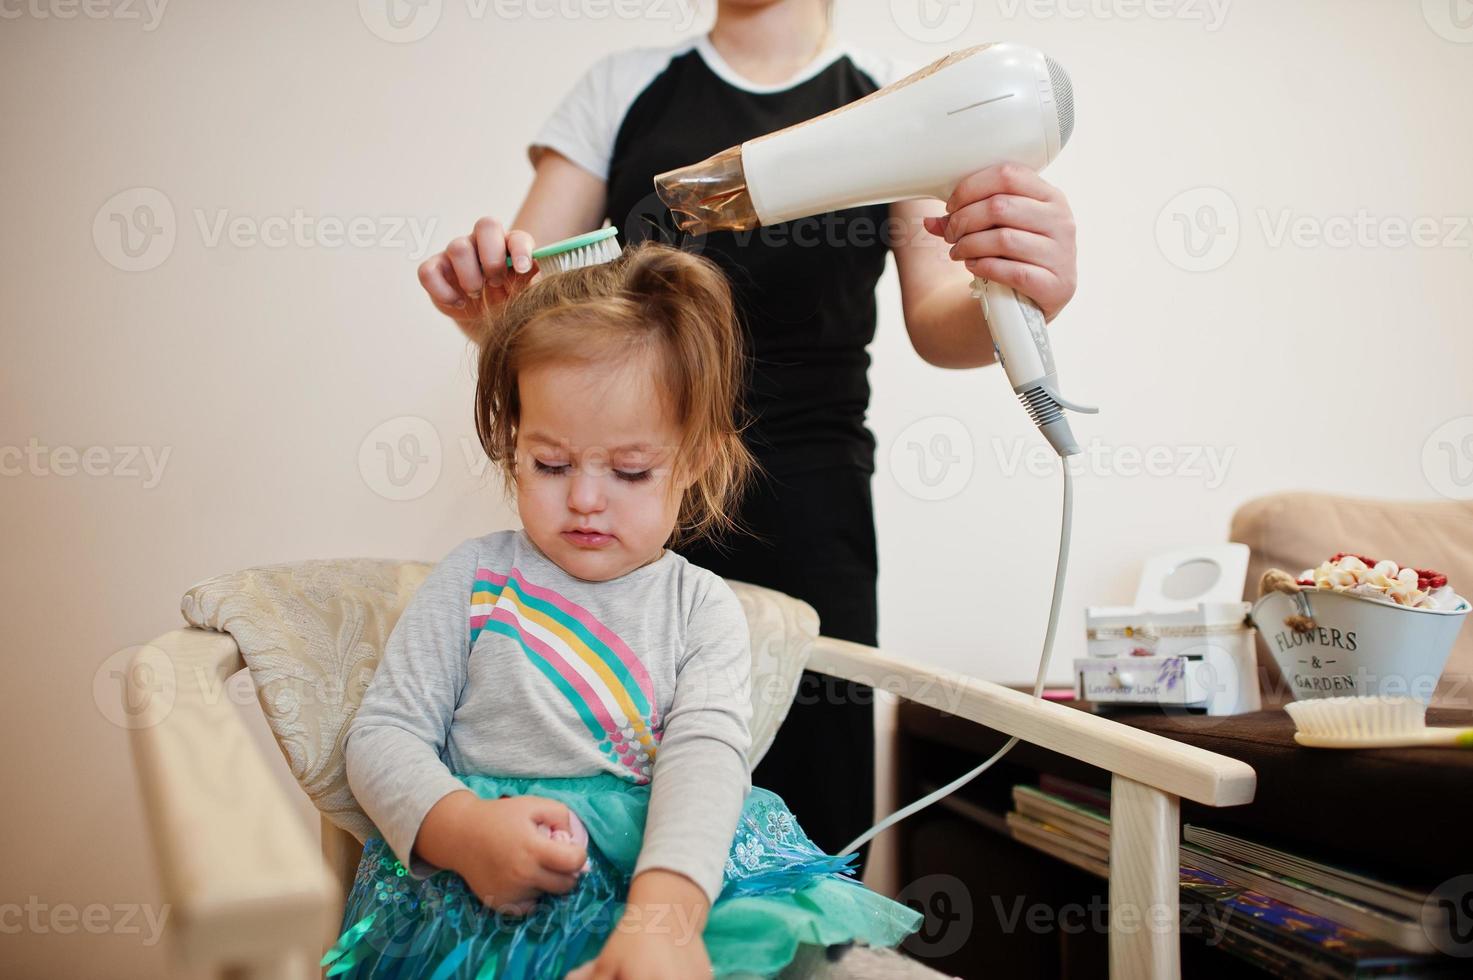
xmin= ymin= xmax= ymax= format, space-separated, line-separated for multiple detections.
xmin=419 ymin=0 xmax=1079 ymax=874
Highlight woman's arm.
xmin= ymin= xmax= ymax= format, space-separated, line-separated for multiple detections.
xmin=891 ymin=163 xmax=1078 ymax=369
xmin=512 ymin=148 xmax=608 ymax=245
xmin=418 ymin=149 xmax=607 ymax=344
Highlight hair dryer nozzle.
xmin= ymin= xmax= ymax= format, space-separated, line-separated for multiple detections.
xmin=653 ymin=146 xmax=760 ymax=236
xmin=1045 ymin=57 xmax=1075 ymax=150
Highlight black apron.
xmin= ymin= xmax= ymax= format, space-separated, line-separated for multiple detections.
xmin=604 ymin=47 xmax=894 ymax=870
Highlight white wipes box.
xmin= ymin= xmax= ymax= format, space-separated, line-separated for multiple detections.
xmin=1074 ymin=545 xmax=1262 ymax=716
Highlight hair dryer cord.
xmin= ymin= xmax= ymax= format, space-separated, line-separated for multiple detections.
xmin=839 ymin=464 xmax=1075 ymax=857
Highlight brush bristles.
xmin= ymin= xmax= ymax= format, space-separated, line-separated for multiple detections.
xmin=1284 ymin=695 xmax=1426 ymax=739
xmin=539 ymin=238 xmax=623 ymax=275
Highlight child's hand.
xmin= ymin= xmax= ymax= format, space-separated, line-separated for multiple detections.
xmin=566 ymin=869 xmax=711 ymax=980
xmin=421 ymin=792 xmax=588 ymax=916
xmin=922 ymin=162 xmax=1078 ymax=322
xmin=418 ymin=217 xmax=539 ymax=339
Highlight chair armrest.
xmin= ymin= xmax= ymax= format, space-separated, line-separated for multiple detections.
xmin=126 ymin=628 xmax=338 ymax=975
xmin=808 ymin=635 xmax=1255 ymax=808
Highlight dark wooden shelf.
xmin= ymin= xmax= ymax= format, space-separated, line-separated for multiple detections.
xmin=889 ymin=699 xmax=1473 ymax=978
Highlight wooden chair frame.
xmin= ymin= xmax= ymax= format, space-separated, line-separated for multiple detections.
xmin=127 ymin=628 xmax=1255 ymax=979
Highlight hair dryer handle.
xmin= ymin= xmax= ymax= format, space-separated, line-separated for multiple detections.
xmin=973 ymin=277 xmax=1097 ymax=458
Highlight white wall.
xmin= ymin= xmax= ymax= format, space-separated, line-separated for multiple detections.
xmin=3 ymin=2 xmax=1471 ymax=976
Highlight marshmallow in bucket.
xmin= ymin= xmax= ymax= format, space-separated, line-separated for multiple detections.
xmin=1251 ymin=555 xmax=1469 ymax=703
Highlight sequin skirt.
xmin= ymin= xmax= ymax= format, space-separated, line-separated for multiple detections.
xmin=321 ymin=772 xmax=922 ymax=978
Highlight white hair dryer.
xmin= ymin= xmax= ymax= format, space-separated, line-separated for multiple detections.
xmin=657 ymin=43 xmax=1098 ymax=857
xmin=655 ymin=41 xmax=1095 ymax=457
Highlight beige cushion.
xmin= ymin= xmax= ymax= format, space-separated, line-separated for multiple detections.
xmin=1230 ymin=492 xmax=1473 ymax=706
xmin=180 ymin=558 xmax=817 ymax=841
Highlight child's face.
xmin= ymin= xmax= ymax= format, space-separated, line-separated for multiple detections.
xmin=514 ymin=353 xmax=690 ymax=582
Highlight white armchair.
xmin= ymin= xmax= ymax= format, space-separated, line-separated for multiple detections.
xmin=125 ymin=556 xmax=1255 ymax=979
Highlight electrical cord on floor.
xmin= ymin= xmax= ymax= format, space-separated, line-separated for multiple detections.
xmin=838 ymin=465 xmax=1075 ymax=857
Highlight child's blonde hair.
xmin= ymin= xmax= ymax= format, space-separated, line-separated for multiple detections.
xmin=476 ymin=241 xmax=756 ymax=548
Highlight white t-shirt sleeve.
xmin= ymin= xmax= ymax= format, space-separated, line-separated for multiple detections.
xmin=528 ymin=45 xmax=682 ymax=181
xmin=528 ymin=53 xmax=622 ymax=180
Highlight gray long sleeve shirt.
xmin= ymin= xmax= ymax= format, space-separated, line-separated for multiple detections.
xmin=344 ymin=528 xmax=754 ymax=905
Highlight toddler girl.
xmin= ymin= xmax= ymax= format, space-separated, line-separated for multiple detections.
xmin=322 ymin=243 xmax=922 ymax=978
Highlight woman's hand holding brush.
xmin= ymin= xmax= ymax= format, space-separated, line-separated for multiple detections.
xmin=418 ymin=217 xmax=540 ymax=343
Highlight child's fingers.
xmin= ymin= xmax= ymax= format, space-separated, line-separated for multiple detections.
xmin=531 ymin=867 xmax=580 ymax=895
xmin=506 ymin=229 xmax=536 ymax=276
xmin=531 ymin=835 xmax=589 ymax=875
xmin=526 ymin=798 xmax=572 ymax=832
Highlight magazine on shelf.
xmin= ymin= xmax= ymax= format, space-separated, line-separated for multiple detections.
xmin=1003 ymin=780 xmax=1454 ymax=972
xmin=1184 ymin=824 xmax=1429 ymax=920
xmin=1180 ymin=867 xmax=1459 ymax=978
xmin=1012 ymin=784 xmax=1109 ymax=842
xmin=1005 ymin=815 xmax=1110 ymax=878
xmin=1180 ymin=844 xmax=1433 ymax=953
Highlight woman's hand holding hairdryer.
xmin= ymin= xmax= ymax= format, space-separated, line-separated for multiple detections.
xmin=418 ymin=217 xmax=540 ymax=342
xmin=922 ymin=162 xmax=1078 ymax=323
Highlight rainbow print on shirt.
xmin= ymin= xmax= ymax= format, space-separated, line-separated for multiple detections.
xmin=469 ymin=567 xmax=662 ymax=783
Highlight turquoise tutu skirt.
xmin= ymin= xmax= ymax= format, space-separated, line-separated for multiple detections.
xmin=322 ymin=772 xmax=922 ymax=978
